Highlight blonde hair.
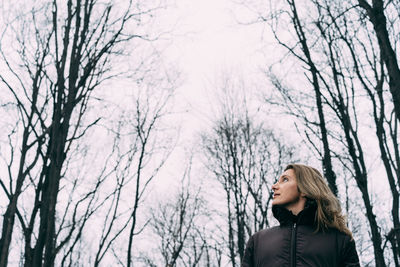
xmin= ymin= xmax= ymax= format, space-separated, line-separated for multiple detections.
xmin=285 ymin=164 xmax=353 ymax=238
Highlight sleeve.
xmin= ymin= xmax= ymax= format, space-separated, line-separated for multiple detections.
xmin=340 ymin=235 xmax=360 ymax=267
xmin=241 ymin=235 xmax=255 ymax=267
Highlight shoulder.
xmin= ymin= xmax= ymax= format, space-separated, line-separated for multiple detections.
xmin=255 ymin=225 xmax=281 ymax=234
xmin=332 ymin=228 xmax=354 ymax=244
xmin=339 ymin=235 xmax=360 ymax=265
xmin=321 ymin=227 xmax=354 ymax=246
xmin=243 ymin=227 xmax=286 ymax=267
xmin=329 ymin=228 xmax=360 ymax=265
xmin=336 ymin=231 xmax=356 ymax=252
xmin=252 ymin=226 xmax=284 ymax=238
xmin=250 ymin=225 xmax=290 ymax=246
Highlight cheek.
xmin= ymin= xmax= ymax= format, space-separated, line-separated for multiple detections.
xmin=287 ymin=185 xmax=301 ymax=199
xmin=279 ymin=183 xmax=300 ymax=199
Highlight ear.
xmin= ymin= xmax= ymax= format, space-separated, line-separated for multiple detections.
xmin=300 ymin=192 xmax=306 ymax=198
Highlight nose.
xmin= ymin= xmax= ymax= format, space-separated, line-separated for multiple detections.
xmin=271 ymin=181 xmax=278 ymax=191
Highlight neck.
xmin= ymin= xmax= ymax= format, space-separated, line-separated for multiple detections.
xmin=285 ymin=197 xmax=306 ymax=215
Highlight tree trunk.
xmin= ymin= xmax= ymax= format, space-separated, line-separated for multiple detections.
xmin=358 ymin=0 xmax=400 ymax=124
xmin=288 ymin=0 xmax=338 ymax=196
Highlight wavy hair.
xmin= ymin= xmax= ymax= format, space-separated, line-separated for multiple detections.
xmin=285 ymin=164 xmax=353 ymax=238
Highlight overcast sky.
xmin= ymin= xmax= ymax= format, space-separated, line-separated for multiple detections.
xmin=144 ymin=0 xmax=270 ymax=192
xmin=155 ymin=0 xmax=391 ymax=199
xmin=163 ymin=0 xmax=267 ymax=126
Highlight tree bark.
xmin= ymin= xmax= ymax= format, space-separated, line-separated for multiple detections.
xmin=288 ymin=0 xmax=338 ymax=196
xmin=358 ymin=0 xmax=400 ymax=124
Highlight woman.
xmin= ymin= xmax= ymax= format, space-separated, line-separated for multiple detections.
xmin=241 ymin=164 xmax=360 ymax=267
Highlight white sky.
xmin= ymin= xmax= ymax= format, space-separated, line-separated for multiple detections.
xmin=163 ymin=0 xmax=266 ymax=125
xmin=154 ymin=0 xmax=392 ymax=201
xmin=149 ymin=0 xmax=274 ymax=191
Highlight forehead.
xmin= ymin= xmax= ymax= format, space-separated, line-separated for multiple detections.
xmin=281 ymin=168 xmax=295 ymax=177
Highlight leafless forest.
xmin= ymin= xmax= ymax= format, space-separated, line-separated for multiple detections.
xmin=0 ymin=0 xmax=399 ymax=266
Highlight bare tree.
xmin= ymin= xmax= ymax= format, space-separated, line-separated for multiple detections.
xmin=357 ymin=0 xmax=400 ymax=124
xmin=0 ymin=0 xmax=174 ymax=266
xmin=92 ymin=75 xmax=176 ymax=267
xmin=200 ymin=79 xmax=298 ymax=266
xmin=316 ymin=2 xmax=400 ymax=263
xmin=255 ymin=0 xmax=400 ymax=265
xmin=147 ymin=160 xmax=210 ymax=267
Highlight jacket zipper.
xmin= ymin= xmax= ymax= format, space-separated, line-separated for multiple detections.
xmin=290 ymin=223 xmax=297 ymax=267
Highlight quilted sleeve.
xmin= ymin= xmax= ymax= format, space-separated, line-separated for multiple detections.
xmin=340 ymin=235 xmax=360 ymax=267
xmin=241 ymin=235 xmax=255 ymax=267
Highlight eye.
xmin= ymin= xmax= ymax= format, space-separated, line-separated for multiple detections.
xmin=282 ymin=177 xmax=289 ymax=182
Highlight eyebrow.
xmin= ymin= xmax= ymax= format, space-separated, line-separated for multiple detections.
xmin=274 ymin=175 xmax=291 ymax=183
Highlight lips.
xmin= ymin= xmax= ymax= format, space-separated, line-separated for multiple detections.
xmin=273 ymin=194 xmax=280 ymax=198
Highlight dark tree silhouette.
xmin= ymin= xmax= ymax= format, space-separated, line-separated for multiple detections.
xmin=0 ymin=0 xmax=174 ymax=266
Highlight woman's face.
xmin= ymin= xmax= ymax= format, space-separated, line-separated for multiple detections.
xmin=272 ymin=168 xmax=304 ymax=211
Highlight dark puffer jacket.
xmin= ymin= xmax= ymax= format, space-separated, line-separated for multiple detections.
xmin=241 ymin=201 xmax=360 ymax=267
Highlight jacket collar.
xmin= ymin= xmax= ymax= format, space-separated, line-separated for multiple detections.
xmin=272 ymin=199 xmax=317 ymax=226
